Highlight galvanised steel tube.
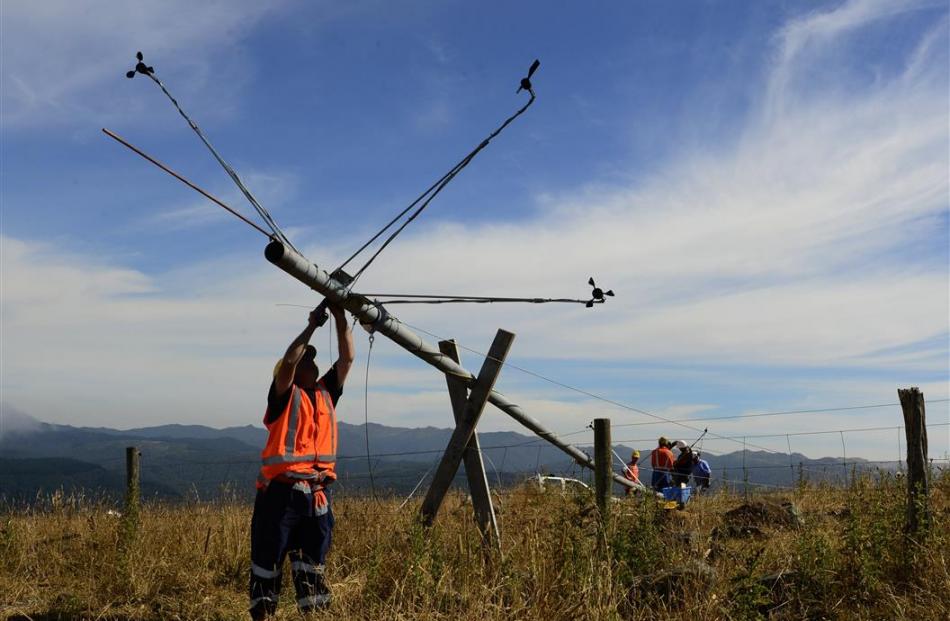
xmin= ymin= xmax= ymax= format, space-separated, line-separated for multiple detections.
xmin=264 ymin=240 xmax=637 ymax=490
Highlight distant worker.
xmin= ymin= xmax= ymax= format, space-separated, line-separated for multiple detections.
xmin=672 ymin=441 xmax=693 ymax=487
xmin=249 ymin=301 xmax=354 ymax=620
xmin=650 ymin=437 xmax=675 ymax=491
xmin=623 ymin=450 xmax=641 ymax=494
xmin=692 ymin=452 xmax=711 ymax=492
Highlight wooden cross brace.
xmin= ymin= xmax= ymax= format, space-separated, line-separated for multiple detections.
xmin=420 ymin=329 xmax=515 ymax=545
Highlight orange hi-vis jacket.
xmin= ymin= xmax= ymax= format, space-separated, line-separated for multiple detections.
xmin=623 ymin=462 xmax=640 ymax=485
xmin=650 ymin=447 xmax=674 ymax=471
xmin=257 ymin=382 xmax=337 ymax=489
xmin=623 ymin=462 xmax=640 ymax=495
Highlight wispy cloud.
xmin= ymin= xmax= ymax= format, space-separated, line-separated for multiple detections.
xmin=142 ymin=201 xmax=227 ymax=231
xmin=342 ymin=0 xmax=948 ymax=369
xmin=412 ymin=99 xmax=453 ymax=132
xmin=0 ymin=0 xmax=284 ymax=129
xmin=765 ymin=0 xmax=941 ymax=119
xmin=2 ymin=1 xmax=947 ymax=461
xmin=132 ymin=170 xmax=300 ymax=233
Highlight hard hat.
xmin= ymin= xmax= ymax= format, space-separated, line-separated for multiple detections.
xmin=658 ymin=436 xmax=669 ymax=447
xmin=631 ymin=450 xmax=640 ymax=459
xmin=273 ymin=359 xmax=283 ymax=378
xmin=673 ymin=440 xmax=687 ymax=450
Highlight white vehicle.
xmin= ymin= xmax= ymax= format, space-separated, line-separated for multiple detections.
xmin=533 ymin=474 xmax=634 ymax=501
xmin=534 ymin=474 xmax=590 ymax=492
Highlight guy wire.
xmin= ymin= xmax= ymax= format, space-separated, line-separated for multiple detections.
xmin=364 ymin=332 xmax=378 ymax=499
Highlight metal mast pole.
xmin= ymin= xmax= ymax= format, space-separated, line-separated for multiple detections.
xmin=264 ymin=240 xmax=636 ymax=491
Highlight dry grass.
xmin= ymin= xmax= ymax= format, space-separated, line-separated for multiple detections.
xmin=1 ymin=471 xmax=947 ymax=620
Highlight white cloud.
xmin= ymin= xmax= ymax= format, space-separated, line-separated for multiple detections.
xmin=1 ymin=1 xmax=947 ymax=462
xmin=133 ymin=170 xmax=300 ymax=233
xmin=340 ymin=0 xmax=948 ymax=370
xmin=765 ymin=0 xmax=941 ymax=119
xmin=0 ymin=0 xmax=285 ymax=129
xmin=141 ymin=200 xmax=228 ymax=231
xmin=2 ymin=227 xmax=946 ymax=460
xmin=1 ymin=234 xmax=293 ymax=426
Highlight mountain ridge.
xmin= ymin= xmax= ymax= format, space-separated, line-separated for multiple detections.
xmin=0 ymin=414 xmax=886 ymax=502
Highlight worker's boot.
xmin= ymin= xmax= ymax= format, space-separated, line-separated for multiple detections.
xmin=249 ymin=597 xmax=277 ymax=620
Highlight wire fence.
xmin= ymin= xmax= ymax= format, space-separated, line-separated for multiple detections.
xmin=3 ymin=359 xmax=947 ymax=508
xmin=3 ymin=418 xmax=947 ymax=508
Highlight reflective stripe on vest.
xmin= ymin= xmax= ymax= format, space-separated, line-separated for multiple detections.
xmin=258 ymin=382 xmax=337 ymax=487
xmin=284 ymin=387 xmax=302 ymax=456
xmin=262 ymin=453 xmax=318 ymax=465
xmin=315 ymin=385 xmax=336 ymax=464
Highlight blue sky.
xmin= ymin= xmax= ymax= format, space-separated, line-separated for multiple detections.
xmin=2 ymin=0 xmax=948 ymax=463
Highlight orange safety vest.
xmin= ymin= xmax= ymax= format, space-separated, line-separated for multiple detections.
xmin=650 ymin=447 xmax=674 ymax=471
xmin=623 ymin=462 xmax=640 ymax=485
xmin=623 ymin=462 xmax=640 ymax=495
xmin=257 ymin=382 xmax=337 ymax=489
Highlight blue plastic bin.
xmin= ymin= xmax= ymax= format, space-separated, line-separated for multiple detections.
xmin=661 ymin=486 xmax=692 ymax=505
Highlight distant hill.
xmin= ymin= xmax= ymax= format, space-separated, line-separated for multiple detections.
xmin=0 ymin=457 xmax=179 ymax=502
xmin=0 ymin=413 xmax=890 ymax=503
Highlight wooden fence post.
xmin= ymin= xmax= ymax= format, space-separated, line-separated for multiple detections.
xmin=898 ymin=387 xmax=929 ymax=537
xmin=421 ymin=329 xmax=514 ymax=527
xmin=593 ymin=418 xmax=611 ymax=518
xmin=742 ymin=436 xmax=749 ymax=500
xmin=437 ymin=339 xmax=500 ymax=548
xmin=122 ymin=446 xmax=140 ymax=542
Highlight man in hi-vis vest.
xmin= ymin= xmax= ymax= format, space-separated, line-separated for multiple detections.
xmin=249 ymin=301 xmax=354 ymax=619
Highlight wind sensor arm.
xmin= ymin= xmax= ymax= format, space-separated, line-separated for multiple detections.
xmin=353 ymin=278 xmax=615 ymax=308
xmin=336 ymin=59 xmax=544 ymax=287
xmin=125 ymin=51 xmax=297 ymax=252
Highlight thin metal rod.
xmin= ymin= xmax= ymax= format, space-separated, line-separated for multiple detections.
xmin=102 ymin=128 xmax=272 ymax=238
xmin=263 ymin=240 xmax=637 ymax=491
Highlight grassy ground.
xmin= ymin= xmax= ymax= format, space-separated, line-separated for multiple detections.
xmin=1 ymin=471 xmax=947 ymax=620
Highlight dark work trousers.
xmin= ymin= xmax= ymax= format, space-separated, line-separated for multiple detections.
xmin=249 ymin=481 xmax=334 ymax=615
xmin=651 ymin=469 xmax=671 ymax=491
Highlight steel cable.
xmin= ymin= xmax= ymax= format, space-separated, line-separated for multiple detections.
xmin=134 ymin=65 xmax=297 ymax=252
xmin=339 ymin=92 xmax=536 ymax=286
xmin=364 ymin=333 xmax=378 ymax=499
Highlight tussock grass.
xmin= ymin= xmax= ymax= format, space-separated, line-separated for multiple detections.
xmin=1 ymin=472 xmax=947 ymax=620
